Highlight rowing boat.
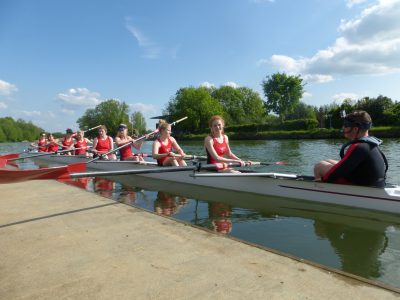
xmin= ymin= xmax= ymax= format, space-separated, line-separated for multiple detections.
xmin=27 ymin=154 xmax=400 ymax=214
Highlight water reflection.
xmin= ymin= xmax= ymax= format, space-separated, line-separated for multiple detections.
xmin=314 ymin=220 xmax=386 ymax=279
xmin=154 ymin=191 xmax=188 ymax=217
xmin=208 ymin=202 xmax=232 ymax=234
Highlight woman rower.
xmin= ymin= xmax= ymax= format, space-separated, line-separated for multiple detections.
xmin=46 ymin=133 xmax=60 ymax=153
xmin=74 ymin=130 xmax=93 ymax=157
xmin=204 ymin=115 xmax=251 ymax=173
xmin=92 ymin=125 xmax=116 ymax=160
xmin=30 ymin=132 xmax=47 ymax=152
xmin=115 ymin=124 xmax=144 ymax=161
xmin=61 ymin=128 xmax=75 ymax=155
xmin=152 ymin=120 xmax=187 ymax=166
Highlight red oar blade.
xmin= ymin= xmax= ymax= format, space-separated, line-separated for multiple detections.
xmin=0 ymin=153 xmax=19 ymax=160
xmin=275 ymin=161 xmax=288 ymax=165
xmin=0 ymin=164 xmax=79 ymax=184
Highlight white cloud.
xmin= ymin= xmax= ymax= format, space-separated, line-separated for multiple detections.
xmin=224 ymin=82 xmax=239 ymax=88
xmin=265 ymin=0 xmax=400 ymax=82
xmin=129 ymin=102 xmax=157 ymax=114
xmin=58 ymin=88 xmax=101 ymax=107
xmin=302 ymin=92 xmax=313 ymax=98
xmin=125 ymin=18 xmax=161 ymax=59
xmin=200 ymin=81 xmax=216 ymax=89
xmin=332 ymin=92 xmax=360 ymax=102
xmin=346 ymin=0 xmax=368 ymax=8
xmin=0 ymin=79 xmax=17 ymax=96
xmin=0 ymin=102 xmax=8 ymax=109
xmin=21 ymin=110 xmax=42 ymax=117
xmin=61 ymin=108 xmax=75 ymax=115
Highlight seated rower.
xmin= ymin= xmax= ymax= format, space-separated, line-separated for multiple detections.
xmin=152 ymin=120 xmax=187 ymax=166
xmin=61 ymin=128 xmax=76 ymax=155
xmin=30 ymin=132 xmax=47 ymax=152
xmin=115 ymin=124 xmax=144 ymax=162
xmin=46 ymin=133 xmax=60 ymax=153
xmin=74 ymin=130 xmax=93 ymax=157
xmin=314 ymin=110 xmax=388 ymax=187
xmin=204 ymin=115 xmax=251 ymax=173
xmin=92 ymin=125 xmax=117 ymax=160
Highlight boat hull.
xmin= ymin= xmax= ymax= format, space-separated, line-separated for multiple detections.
xmin=32 ymin=154 xmax=400 ymax=214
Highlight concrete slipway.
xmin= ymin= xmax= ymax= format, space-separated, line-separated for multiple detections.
xmin=0 ymin=180 xmax=399 ymax=300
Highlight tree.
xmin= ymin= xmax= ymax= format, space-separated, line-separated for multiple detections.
xmin=164 ymin=87 xmax=224 ymax=132
xmin=262 ymin=73 xmax=305 ymax=122
xmin=355 ymin=95 xmax=394 ymax=126
xmin=285 ymin=102 xmax=316 ymax=120
xmin=77 ymin=99 xmax=130 ymax=137
xmin=130 ymin=111 xmax=147 ymax=135
xmin=211 ymin=86 xmax=267 ymax=124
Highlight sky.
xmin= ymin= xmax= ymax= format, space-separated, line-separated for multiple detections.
xmin=1 ymin=0 xmax=400 ymax=132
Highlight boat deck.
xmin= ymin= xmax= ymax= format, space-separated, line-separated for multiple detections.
xmin=1 ymin=180 xmax=399 ymax=299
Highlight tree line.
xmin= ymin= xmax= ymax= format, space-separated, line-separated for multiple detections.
xmin=0 ymin=117 xmax=44 ymax=142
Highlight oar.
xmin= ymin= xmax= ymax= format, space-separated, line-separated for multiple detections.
xmin=135 ymin=153 xmax=207 ymax=161
xmin=87 ymin=116 xmax=188 ymax=163
xmin=0 ymin=162 xmax=87 ymax=184
xmin=83 ymin=124 xmax=102 ymax=133
xmin=5 ymin=146 xmax=92 ymax=162
xmin=251 ymin=160 xmax=288 ymax=166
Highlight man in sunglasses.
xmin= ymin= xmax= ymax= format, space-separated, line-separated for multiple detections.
xmin=314 ymin=111 xmax=388 ymax=187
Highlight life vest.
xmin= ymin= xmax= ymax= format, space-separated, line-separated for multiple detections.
xmin=339 ymin=136 xmax=388 ymax=184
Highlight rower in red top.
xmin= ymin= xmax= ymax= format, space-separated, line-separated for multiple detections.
xmin=92 ymin=125 xmax=116 ymax=160
xmin=46 ymin=133 xmax=60 ymax=153
xmin=61 ymin=128 xmax=76 ymax=155
xmin=204 ymin=115 xmax=251 ymax=173
xmin=152 ymin=120 xmax=187 ymax=166
xmin=30 ymin=132 xmax=47 ymax=152
xmin=115 ymin=124 xmax=144 ymax=161
xmin=74 ymin=130 xmax=93 ymax=156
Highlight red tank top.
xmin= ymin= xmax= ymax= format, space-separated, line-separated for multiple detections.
xmin=38 ymin=138 xmax=47 ymax=152
xmin=207 ymin=135 xmax=228 ymax=164
xmin=74 ymin=139 xmax=87 ymax=155
xmin=157 ymin=138 xmax=172 ymax=166
xmin=96 ymin=136 xmax=111 ymax=153
xmin=62 ymin=137 xmax=74 ymax=150
xmin=119 ymin=142 xmax=134 ymax=160
xmin=47 ymin=142 xmax=59 ymax=152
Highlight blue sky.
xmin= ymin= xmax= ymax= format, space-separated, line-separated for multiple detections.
xmin=1 ymin=0 xmax=400 ymax=132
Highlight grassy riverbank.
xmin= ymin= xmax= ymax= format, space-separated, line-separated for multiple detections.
xmin=178 ymin=126 xmax=400 ymax=140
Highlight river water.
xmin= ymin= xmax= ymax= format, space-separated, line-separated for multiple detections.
xmin=1 ymin=139 xmax=400 ymax=289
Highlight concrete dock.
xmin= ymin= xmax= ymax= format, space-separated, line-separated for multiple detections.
xmin=1 ymin=180 xmax=399 ymax=299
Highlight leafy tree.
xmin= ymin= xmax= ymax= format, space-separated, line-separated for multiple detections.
xmin=262 ymin=73 xmax=305 ymax=122
xmin=77 ymin=99 xmax=130 ymax=137
xmin=355 ymin=95 xmax=394 ymax=126
xmin=238 ymin=87 xmax=267 ymax=123
xmin=130 ymin=111 xmax=147 ymax=135
xmin=164 ymin=87 xmax=224 ymax=132
xmin=286 ymin=102 xmax=316 ymax=120
xmin=0 ymin=117 xmax=43 ymax=142
xmin=211 ymin=86 xmax=266 ymax=124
